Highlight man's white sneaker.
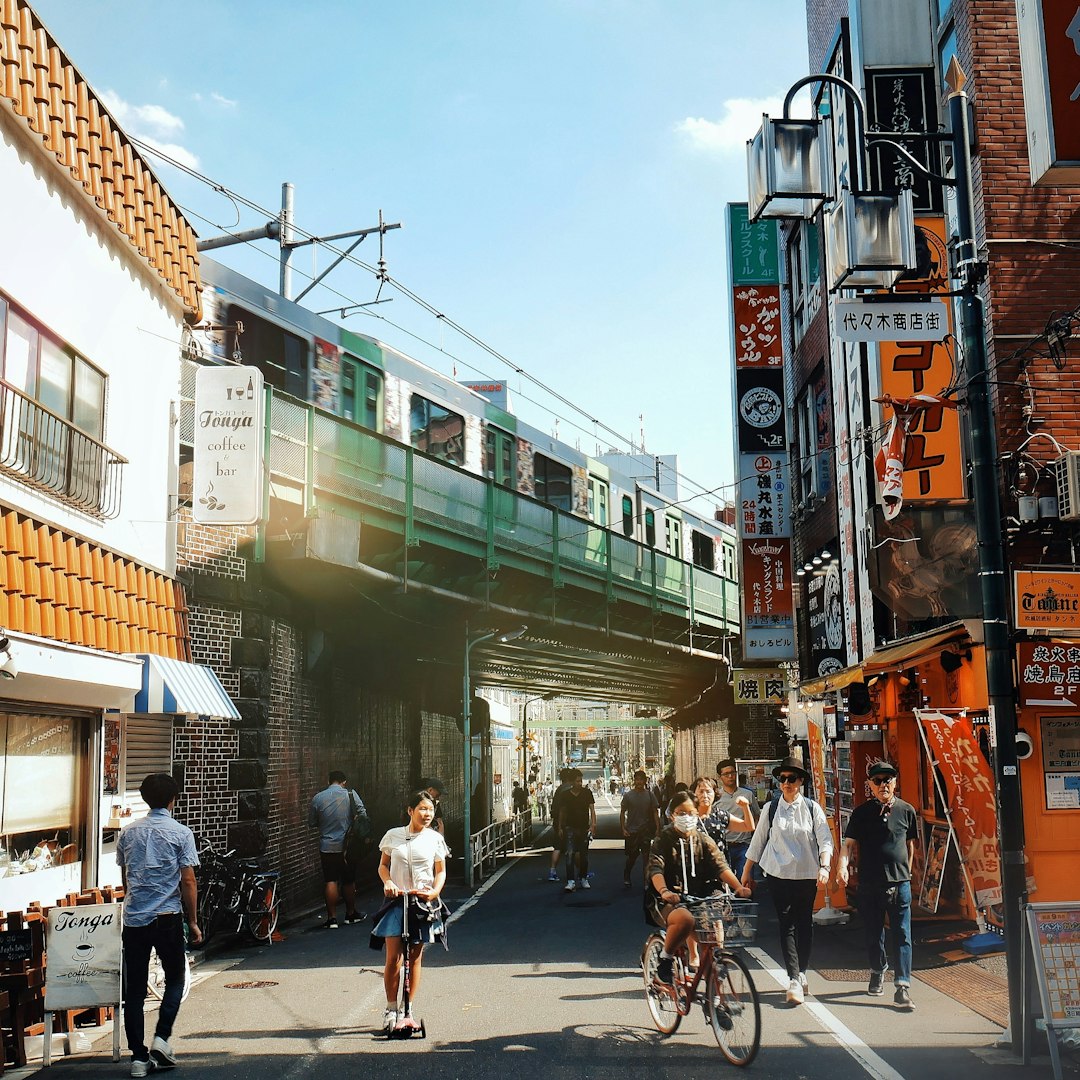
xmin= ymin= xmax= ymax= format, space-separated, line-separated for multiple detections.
xmin=150 ymin=1036 xmax=176 ymax=1069
xmin=382 ymin=1007 xmax=397 ymax=1032
xmin=563 ymin=880 xmax=576 ymax=892
xmin=579 ymin=878 xmax=591 ymax=890
xmin=799 ymin=971 xmax=808 ymax=990
xmin=786 ymin=977 xmax=805 ymax=1004
xmin=130 ymin=1059 xmax=155 ymax=1078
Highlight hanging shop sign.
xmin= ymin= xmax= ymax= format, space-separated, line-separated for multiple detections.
xmin=733 ymin=285 xmax=783 ymax=367
xmin=738 ymin=453 xmax=791 ymax=538
xmin=192 ymin=365 xmax=266 ymax=525
xmin=806 ymin=560 xmax=847 ymax=679
xmin=733 ymin=669 xmax=787 ymax=706
xmin=1017 ymin=641 xmax=1080 ymax=707
xmin=1014 ymin=570 xmax=1080 ymax=631
xmin=835 ymin=298 xmax=950 ymax=342
xmin=736 ymin=369 xmax=786 ymax=452
xmin=916 ymin=710 xmax=1002 ymax=907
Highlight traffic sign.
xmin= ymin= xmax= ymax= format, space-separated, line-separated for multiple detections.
xmin=834 ymin=298 xmax=950 ymax=342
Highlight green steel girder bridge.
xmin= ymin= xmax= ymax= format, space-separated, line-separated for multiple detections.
xmin=222 ymin=388 xmax=739 ymax=707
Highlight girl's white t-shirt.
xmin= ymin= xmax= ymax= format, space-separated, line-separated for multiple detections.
xmin=379 ymin=826 xmax=450 ymax=892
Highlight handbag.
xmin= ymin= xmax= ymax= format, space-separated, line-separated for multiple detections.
xmin=343 ymin=787 xmax=373 ymax=866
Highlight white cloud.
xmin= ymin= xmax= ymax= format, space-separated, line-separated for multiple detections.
xmin=101 ymin=90 xmax=198 ymax=168
xmin=676 ymin=90 xmax=814 ymax=155
xmin=210 ymin=91 xmax=237 ymax=109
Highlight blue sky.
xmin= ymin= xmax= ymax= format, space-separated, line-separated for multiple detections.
xmin=34 ymin=0 xmax=809 ymax=515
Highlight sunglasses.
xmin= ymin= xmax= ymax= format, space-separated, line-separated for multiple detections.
xmin=777 ymin=774 xmax=802 ymax=784
xmin=869 ymin=776 xmax=896 ymax=786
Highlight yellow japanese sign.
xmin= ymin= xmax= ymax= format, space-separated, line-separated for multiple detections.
xmin=733 ymin=669 xmax=788 ymax=705
xmin=1014 ymin=571 xmax=1080 ymax=631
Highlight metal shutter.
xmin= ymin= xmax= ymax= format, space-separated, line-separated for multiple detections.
xmin=123 ymin=717 xmax=173 ymax=817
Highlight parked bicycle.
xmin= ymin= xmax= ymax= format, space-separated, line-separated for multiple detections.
xmin=641 ymin=894 xmax=761 ymax=1065
xmin=196 ymin=842 xmax=281 ymax=944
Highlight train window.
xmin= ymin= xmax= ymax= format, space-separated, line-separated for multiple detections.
xmin=665 ymin=516 xmax=681 ymax=557
xmin=533 ymin=453 xmax=572 ymax=512
xmin=228 ymin=305 xmax=308 ymax=398
xmin=341 ymin=357 xmax=381 ymax=430
xmin=621 ymin=495 xmax=633 ymax=537
xmin=691 ymin=530 xmax=715 ymax=570
xmin=485 ymin=427 xmax=516 ymax=487
xmin=410 ymin=395 xmax=465 ymax=464
xmin=644 ymin=509 xmax=656 ymax=547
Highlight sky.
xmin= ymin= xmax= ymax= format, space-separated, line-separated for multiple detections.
xmin=33 ymin=0 xmax=810 ymax=517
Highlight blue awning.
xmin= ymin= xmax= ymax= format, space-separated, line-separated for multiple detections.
xmin=132 ymin=653 xmax=240 ymax=719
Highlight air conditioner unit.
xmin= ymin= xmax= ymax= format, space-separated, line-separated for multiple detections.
xmin=1055 ymin=452 xmax=1080 ymax=521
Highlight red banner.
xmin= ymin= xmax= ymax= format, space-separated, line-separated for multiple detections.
xmin=916 ymin=710 xmax=1001 ymax=907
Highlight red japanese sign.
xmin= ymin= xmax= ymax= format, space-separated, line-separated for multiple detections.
xmin=741 ymin=538 xmax=793 ymax=626
xmin=917 ymin=710 xmax=1001 ymax=908
xmin=1017 ymin=641 xmax=1080 ymax=707
xmin=732 ymin=285 xmax=782 ymax=368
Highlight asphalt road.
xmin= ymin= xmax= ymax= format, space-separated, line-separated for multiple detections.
xmin=34 ymin=797 xmax=1071 ymax=1079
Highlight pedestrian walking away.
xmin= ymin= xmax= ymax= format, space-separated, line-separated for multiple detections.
xmin=837 ymin=759 xmax=919 ymax=1010
xmin=714 ymin=758 xmax=760 ymax=881
xmin=511 ymin=780 xmax=529 ymax=814
xmin=309 ymin=769 xmax=368 ymax=928
xmin=116 ymin=772 xmax=202 ymax=1077
xmin=620 ymin=769 xmax=660 ymax=888
xmin=370 ymin=790 xmax=449 ymax=1033
xmin=558 ymin=768 xmax=596 ymax=892
xmin=547 ymin=768 xmax=572 ymax=881
xmin=740 ymin=757 xmax=833 ymax=1005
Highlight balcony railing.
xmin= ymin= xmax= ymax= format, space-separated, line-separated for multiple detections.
xmin=0 ymin=378 xmax=126 ymax=518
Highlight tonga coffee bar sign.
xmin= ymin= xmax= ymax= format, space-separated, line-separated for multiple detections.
xmin=44 ymin=903 xmax=122 ymax=1009
xmin=193 ymin=364 xmax=266 ymax=526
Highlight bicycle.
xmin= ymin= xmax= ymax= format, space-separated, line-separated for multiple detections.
xmin=196 ymin=842 xmax=281 ymax=944
xmin=641 ymin=894 xmax=761 ymax=1065
xmin=147 ymin=945 xmax=192 ymax=1003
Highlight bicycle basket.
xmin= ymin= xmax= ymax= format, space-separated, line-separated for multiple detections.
xmin=690 ymin=897 xmax=731 ymax=945
xmin=721 ymin=898 xmax=759 ymax=947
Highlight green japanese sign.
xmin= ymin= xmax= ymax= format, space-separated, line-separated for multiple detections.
xmin=728 ymin=204 xmax=780 ymax=285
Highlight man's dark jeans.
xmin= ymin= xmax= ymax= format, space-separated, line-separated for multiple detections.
xmin=564 ymin=826 xmax=591 ymax=880
xmin=857 ymin=879 xmax=913 ymax=985
xmin=123 ymin=913 xmax=186 ymax=1059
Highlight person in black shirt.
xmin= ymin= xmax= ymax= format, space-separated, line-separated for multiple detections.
xmin=557 ymin=769 xmax=596 ymax=893
xmin=837 ymin=760 xmax=919 ymax=1010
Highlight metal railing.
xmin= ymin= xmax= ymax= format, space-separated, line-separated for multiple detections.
xmin=0 ymin=378 xmax=126 ymax=518
xmin=469 ymin=810 xmax=532 ymax=884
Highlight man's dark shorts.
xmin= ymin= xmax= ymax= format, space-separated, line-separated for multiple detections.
xmin=320 ymin=851 xmax=356 ymax=885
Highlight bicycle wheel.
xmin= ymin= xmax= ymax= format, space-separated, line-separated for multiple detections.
xmin=641 ymin=935 xmax=682 ymax=1036
xmin=707 ymin=951 xmax=761 ymax=1066
xmin=244 ymin=881 xmax=280 ymax=943
xmin=146 ymin=948 xmax=191 ymax=1004
xmin=198 ymin=880 xmax=223 ymax=943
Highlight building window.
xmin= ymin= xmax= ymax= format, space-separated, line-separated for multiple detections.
xmin=533 ymin=453 xmax=572 ymax=511
xmin=228 ymin=304 xmax=308 ymax=398
xmin=691 ymin=530 xmax=715 ymax=570
xmin=622 ymin=495 xmax=634 ymax=537
xmin=410 ymin=395 xmax=465 ymax=464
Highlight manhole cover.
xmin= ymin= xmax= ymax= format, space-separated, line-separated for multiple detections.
xmin=224 ymin=980 xmax=279 ymax=989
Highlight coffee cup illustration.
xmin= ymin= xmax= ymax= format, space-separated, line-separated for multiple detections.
xmin=72 ymin=942 xmax=95 ymax=962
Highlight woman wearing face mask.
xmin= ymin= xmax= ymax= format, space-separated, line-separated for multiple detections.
xmin=740 ymin=757 xmax=834 ymax=1006
xmin=647 ymin=791 xmax=751 ymax=986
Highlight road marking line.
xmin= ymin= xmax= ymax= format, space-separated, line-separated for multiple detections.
xmin=745 ymin=945 xmax=907 ymax=1080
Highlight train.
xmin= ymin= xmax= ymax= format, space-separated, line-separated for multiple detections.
xmin=185 ymin=257 xmax=737 ymax=581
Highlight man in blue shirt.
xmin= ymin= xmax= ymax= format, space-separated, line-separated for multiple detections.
xmin=308 ymin=770 xmax=367 ymax=928
xmin=116 ymin=772 xmax=201 ymax=1077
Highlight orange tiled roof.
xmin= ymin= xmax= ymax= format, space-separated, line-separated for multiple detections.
xmin=0 ymin=0 xmax=201 ymax=318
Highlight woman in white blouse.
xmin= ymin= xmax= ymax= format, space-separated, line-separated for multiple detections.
xmin=740 ymin=758 xmax=833 ymax=1006
xmin=371 ymin=790 xmax=449 ymax=1032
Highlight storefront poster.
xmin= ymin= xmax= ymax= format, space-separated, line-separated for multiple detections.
xmin=1026 ymin=903 xmax=1080 ymax=1025
xmin=45 ymin=903 xmax=122 ymax=1010
xmin=916 ymin=710 xmax=1002 ymax=907
xmin=919 ymin=823 xmax=950 ymax=913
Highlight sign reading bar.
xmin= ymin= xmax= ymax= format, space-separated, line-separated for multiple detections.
xmin=1014 ymin=570 xmax=1080 ymax=631
xmin=835 ymin=298 xmax=950 ymax=342
xmin=193 ymin=365 xmax=265 ymax=525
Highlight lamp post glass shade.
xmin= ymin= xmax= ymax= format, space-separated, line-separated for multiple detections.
xmin=826 ymin=188 xmax=916 ymax=290
xmin=747 ymin=116 xmax=834 ymax=222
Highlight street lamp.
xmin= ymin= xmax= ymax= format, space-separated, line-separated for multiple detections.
xmin=463 ymin=623 xmax=527 ymax=887
xmin=519 ymin=692 xmax=556 ymax=788
xmin=746 ymin=60 xmax=1025 ymax=1050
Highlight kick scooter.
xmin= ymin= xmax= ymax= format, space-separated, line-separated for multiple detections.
xmin=386 ymin=891 xmax=426 ymax=1039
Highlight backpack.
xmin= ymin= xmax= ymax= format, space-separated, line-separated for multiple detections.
xmin=343 ymin=788 xmax=373 ymax=866
xmin=763 ymin=794 xmax=822 ymax=856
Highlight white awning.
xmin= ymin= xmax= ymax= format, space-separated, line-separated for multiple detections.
xmin=131 ymin=653 xmax=240 ymax=719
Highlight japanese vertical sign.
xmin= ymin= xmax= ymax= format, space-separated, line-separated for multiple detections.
xmin=916 ymin=710 xmax=1002 ymax=908
xmin=728 ymin=204 xmax=795 ymax=661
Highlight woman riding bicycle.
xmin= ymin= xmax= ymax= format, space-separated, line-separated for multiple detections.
xmin=647 ymin=791 xmax=751 ymax=985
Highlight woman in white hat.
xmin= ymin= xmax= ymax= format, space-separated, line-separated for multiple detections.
xmin=740 ymin=757 xmax=833 ymax=1005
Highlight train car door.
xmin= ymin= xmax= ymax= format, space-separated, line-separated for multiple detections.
xmin=340 ymin=356 xmax=384 ymax=485
xmin=587 ymin=475 xmax=609 ymax=564
xmin=662 ymin=513 xmax=684 ymax=592
xmin=486 ymin=426 xmax=517 ymax=530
